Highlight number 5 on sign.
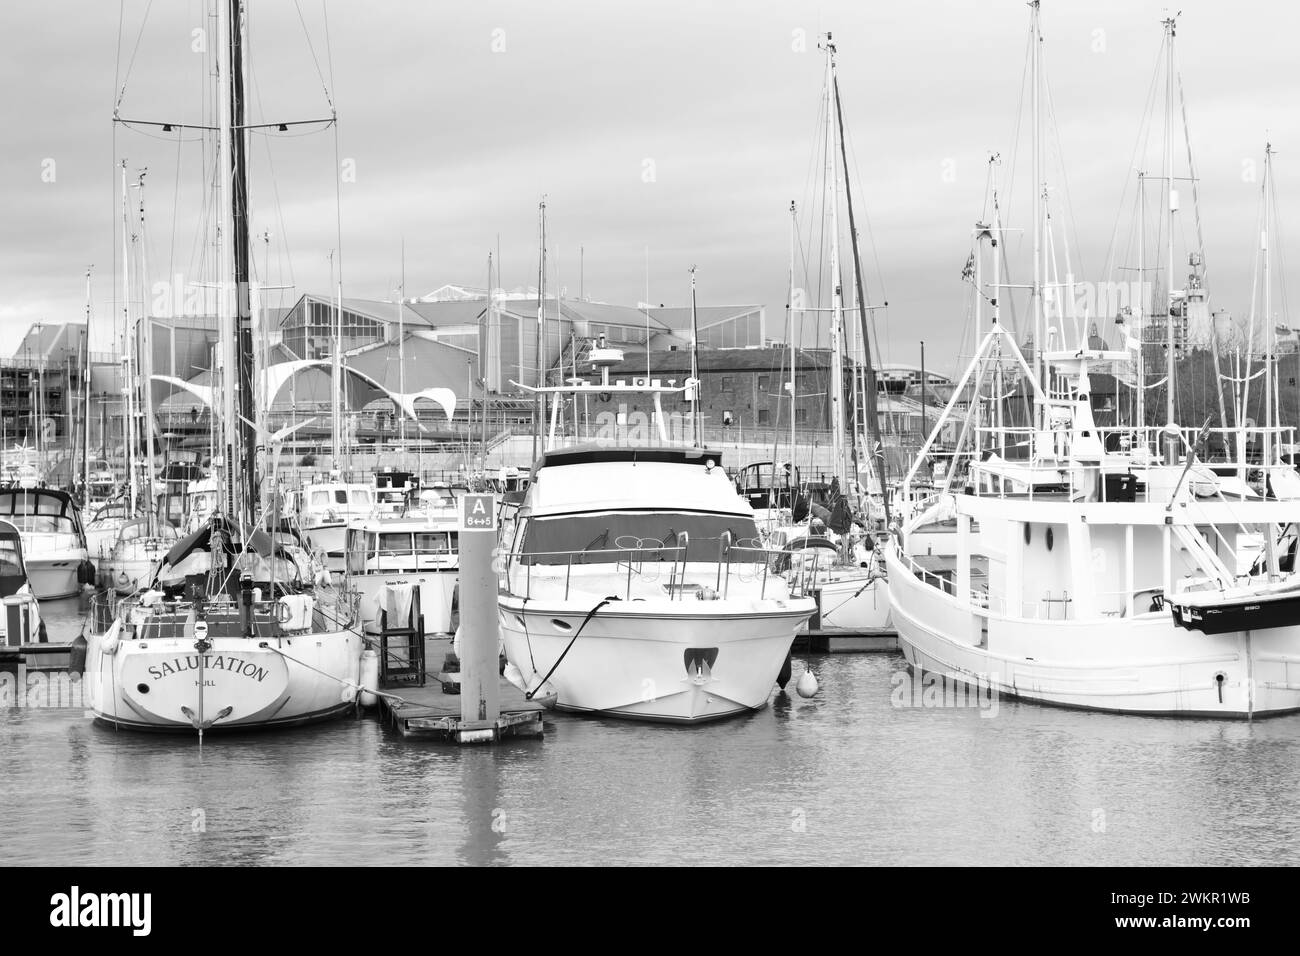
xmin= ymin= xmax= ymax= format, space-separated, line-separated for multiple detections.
xmin=461 ymin=494 xmax=496 ymax=532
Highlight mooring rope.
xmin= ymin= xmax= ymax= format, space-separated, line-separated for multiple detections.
xmin=525 ymin=599 xmax=610 ymax=700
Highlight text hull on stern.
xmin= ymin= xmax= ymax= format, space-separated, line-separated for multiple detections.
xmin=497 ymin=598 xmax=812 ymax=722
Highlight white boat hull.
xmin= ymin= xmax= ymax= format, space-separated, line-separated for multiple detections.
xmin=498 ymin=597 xmax=812 ymax=723
xmin=85 ymin=630 xmax=363 ymax=732
xmin=886 ymin=546 xmax=1300 ymax=717
xmin=25 ymin=560 xmax=83 ymax=601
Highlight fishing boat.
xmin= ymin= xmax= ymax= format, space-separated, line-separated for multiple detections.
xmin=885 ymin=8 xmax=1300 ymax=718
xmin=0 ymin=484 xmax=94 ymax=600
xmin=85 ymin=0 xmax=364 ymax=734
xmin=497 ymin=337 xmax=815 ymax=723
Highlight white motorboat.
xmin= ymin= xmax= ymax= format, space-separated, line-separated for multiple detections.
xmin=0 ymin=485 xmax=94 ymax=599
xmin=345 ymin=515 xmax=459 ymax=634
xmin=288 ymin=480 xmax=376 ymax=570
xmin=499 ymin=440 xmax=814 ymax=723
xmin=84 ymin=500 xmax=131 ymax=561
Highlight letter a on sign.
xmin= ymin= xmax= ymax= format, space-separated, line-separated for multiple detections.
xmin=462 ymin=494 xmax=496 ymax=532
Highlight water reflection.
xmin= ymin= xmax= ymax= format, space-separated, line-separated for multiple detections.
xmin=2 ymin=649 xmax=1299 ymax=866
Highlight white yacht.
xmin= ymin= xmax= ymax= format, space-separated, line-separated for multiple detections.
xmin=345 ymin=515 xmax=459 ymax=634
xmin=287 ymin=480 xmax=376 ymax=570
xmin=0 ymin=485 xmax=94 ymax=599
xmin=499 ymin=441 xmax=814 ymax=723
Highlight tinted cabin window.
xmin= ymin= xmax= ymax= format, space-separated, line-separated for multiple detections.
xmin=415 ymin=531 xmax=450 ymax=552
xmin=518 ymin=511 xmax=763 ymax=565
xmin=378 ymin=533 xmax=412 ymax=556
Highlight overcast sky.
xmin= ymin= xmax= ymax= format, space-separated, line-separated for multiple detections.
xmin=2 ymin=0 xmax=1297 ymax=376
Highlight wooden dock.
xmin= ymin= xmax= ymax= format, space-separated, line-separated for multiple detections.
xmin=375 ymin=635 xmax=545 ymax=743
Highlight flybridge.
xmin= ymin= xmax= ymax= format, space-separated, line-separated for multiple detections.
xmin=535 ymin=445 xmax=724 ymax=473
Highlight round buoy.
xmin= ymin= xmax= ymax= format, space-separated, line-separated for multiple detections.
xmin=777 ymin=653 xmax=793 ymax=689
xmin=796 ymin=668 xmax=818 ymax=698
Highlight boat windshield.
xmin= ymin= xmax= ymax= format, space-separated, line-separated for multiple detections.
xmin=0 ymin=536 xmax=23 ymax=576
xmin=0 ymin=491 xmax=79 ymax=535
xmin=518 ymin=511 xmax=763 ymax=565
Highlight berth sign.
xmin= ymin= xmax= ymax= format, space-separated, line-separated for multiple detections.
xmin=461 ymin=494 xmax=496 ymax=532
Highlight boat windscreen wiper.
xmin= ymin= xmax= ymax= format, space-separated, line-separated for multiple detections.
xmin=581 ymin=529 xmax=610 ymax=561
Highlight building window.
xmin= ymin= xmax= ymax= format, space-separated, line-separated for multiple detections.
xmin=757 ymin=408 xmax=771 ymax=425
xmin=719 ymin=376 xmax=732 ymax=392
xmin=757 ymin=375 xmax=769 ymax=391
xmin=795 ymin=408 xmax=808 ymax=424
xmin=796 ymin=373 xmax=809 ymax=389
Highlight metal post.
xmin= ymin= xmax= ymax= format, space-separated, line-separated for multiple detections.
xmin=459 ymin=493 xmax=500 ymax=736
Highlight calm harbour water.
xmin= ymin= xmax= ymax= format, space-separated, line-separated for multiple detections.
xmin=3 ymin=597 xmax=1299 ymax=866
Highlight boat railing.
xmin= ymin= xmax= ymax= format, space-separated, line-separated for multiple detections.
xmin=893 ymin=546 xmax=1177 ymax=619
xmin=502 ymin=533 xmax=798 ymax=602
xmin=90 ymin=588 xmax=353 ymax=637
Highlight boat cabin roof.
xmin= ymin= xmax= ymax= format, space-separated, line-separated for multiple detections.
xmin=347 ymin=517 xmax=459 ymax=533
xmin=525 ymin=445 xmax=750 ymax=518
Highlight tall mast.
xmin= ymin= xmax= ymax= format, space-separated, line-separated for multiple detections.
xmin=822 ymin=33 xmax=846 ymax=487
xmin=1137 ymin=171 xmax=1146 ymax=428
xmin=532 ymin=199 xmax=546 ymax=463
xmin=483 ymin=251 xmax=493 ymax=460
xmin=398 ymin=239 xmax=406 ymax=446
xmin=1263 ymin=143 xmax=1273 ymax=466
xmin=1163 ymin=14 xmax=1178 ymax=451
xmin=832 ymin=63 xmax=889 ymax=524
xmin=120 ymin=160 xmax=138 ymax=517
xmin=228 ymin=0 xmax=257 ymax=523
xmin=135 ymin=169 xmax=156 ymax=532
xmin=690 ymin=266 xmax=701 ymax=446
xmin=215 ymin=0 xmax=237 ymax=516
xmin=327 ymin=251 xmax=340 ymax=467
xmin=82 ymin=266 xmax=93 ymax=502
xmin=787 ymin=200 xmax=797 ymax=473
xmin=1030 ymin=1 xmax=1043 ymax=427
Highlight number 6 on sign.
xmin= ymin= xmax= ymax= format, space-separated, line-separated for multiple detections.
xmin=461 ymin=493 xmax=496 ymax=533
